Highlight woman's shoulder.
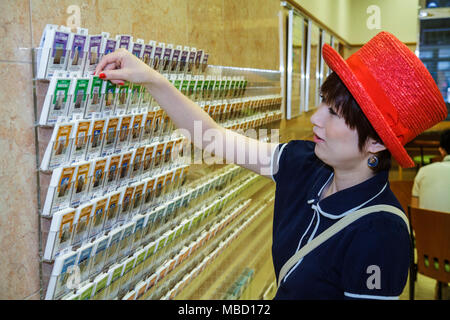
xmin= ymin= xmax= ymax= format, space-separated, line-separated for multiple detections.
xmin=343 ymin=205 xmax=410 ymax=246
xmin=278 ymin=140 xmax=320 ymax=168
xmin=274 ymin=139 xmax=326 ymax=183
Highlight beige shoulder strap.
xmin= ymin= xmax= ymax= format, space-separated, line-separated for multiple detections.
xmin=277 ymin=204 xmax=409 ymax=289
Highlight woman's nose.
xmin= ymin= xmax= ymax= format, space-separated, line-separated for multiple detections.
xmin=310 ymin=107 xmax=322 ymax=126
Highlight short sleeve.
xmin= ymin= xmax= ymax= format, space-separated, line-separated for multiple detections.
xmin=272 ymin=140 xmax=317 ymax=184
xmin=271 ymin=143 xmax=287 ymax=182
xmin=341 ymin=216 xmax=411 ymax=300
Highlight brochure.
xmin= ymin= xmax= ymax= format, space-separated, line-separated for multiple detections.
xmin=70 ymin=161 xmax=91 ymax=207
xmin=105 ymin=154 xmax=121 ymax=192
xmin=76 ymin=241 xmax=95 ymax=282
xmin=141 ymin=110 xmax=156 ymax=143
xmin=69 ymin=119 xmax=91 ymax=163
xmin=85 ymin=32 xmax=109 ymax=74
xmin=43 ymin=207 xmax=76 ymax=260
xmin=101 ymin=80 xmax=117 ymax=116
xmin=85 ymin=119 xmax=104 ymax=160
xmin=45 ymin=250 xmax=78 ymax=300
xmin=117 ymin=151 xmax=133 ymax=187
xmin=115 ymin=81 xmax=130 ymax=114
xmin=117 ymin=255 xmax=137 ymax=298
xmin=130 ymin=181 xmax=145 ymax=217
xmin=42 ymin=165 xmax=76 ymax=216
xmin=72 ymin=201 xmax=93 ymax=245
xmin=142 ymin=177 xmax=156 ymax=212
xmin=39 ymin=72 xmax=72 ymax=125
xmin=66 ymin=27 xmax=89 ymax=75
xmin=88 ymin=157 xmax=108 ymax=198
xmin=67 ymin=76 xmax=89 ymax=119
xmin=115 ymin=115 xmax=132 ymax=153
xmin=118 ymin=185 xmax=135 ymax=223
xmin=102 ymin=116 xmax=120 ymax=156
xmin=105 ymin=262 xmax=125 ymax=299
xmin=104 ymin=228 xmax=123 ymax=267
xmin=129 ymin=146 xmax=145 ymax=182
xmin=104 ymin=190 xmax=121 ymax=231
xmin=88 ymin=195 xmax=108 ymax=238
xmin=129 ymin=113 xmax=143 ymax=148
xmin=91 ymin=272 xmax=109 ymax=300
xmin=85 ymin=76 xmax=103 ymax=118
xmin=41 ymin=121 xmax=74 ymax=171
xmin=36 ymin=24 xmax=71 ymax=79
xmin=89 ymin=234 xmax=110 ymax=277
xmin=141 ymin=144 xmax=156 ymax=178
xmin=117 ymin=221 xmax=136 ymax=259
xmin=142 ymin=41 xmax=154 ymax=66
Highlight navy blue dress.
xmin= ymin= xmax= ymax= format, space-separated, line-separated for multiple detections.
xmin=271 ymin=140 xmax=411 ymax=300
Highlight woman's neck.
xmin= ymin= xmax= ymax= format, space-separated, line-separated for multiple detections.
xmin=321 ymin=166 xmax=376 ymax=200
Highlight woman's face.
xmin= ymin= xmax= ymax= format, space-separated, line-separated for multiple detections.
xmin=310 ymin=103 xmax=367 ymax=170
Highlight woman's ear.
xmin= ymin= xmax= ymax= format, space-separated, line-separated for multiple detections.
xmin=366 ymin=138 xmax=387 ymax=154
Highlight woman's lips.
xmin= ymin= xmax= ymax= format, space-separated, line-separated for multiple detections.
xmin=313 ymin=134 xmax=324 ymax=143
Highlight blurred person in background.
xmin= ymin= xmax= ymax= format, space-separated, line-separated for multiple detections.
xmin=411 ymin=129 xmax=450 ymax=213
xmin=411 ymin=129 xmax=450 ymax=300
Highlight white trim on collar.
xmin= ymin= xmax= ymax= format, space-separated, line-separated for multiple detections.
xmin=313 ymin=173 xmax=389 ymax=220
xmin=318 ymin=173 xmax=334 ymax=198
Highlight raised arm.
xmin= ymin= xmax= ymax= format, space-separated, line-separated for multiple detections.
xmin=95 ymin=48 xmax=279 ymax=178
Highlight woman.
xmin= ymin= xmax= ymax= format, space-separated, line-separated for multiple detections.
xmin=95 ymin=31 xmax=447 ymax=299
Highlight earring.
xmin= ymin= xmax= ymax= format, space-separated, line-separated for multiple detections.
xmin=367 ymin=155 xmax=379 ymax=168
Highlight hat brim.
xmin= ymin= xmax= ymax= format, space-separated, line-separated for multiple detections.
xmin=322 ymin=44 xmax=415 ymax=168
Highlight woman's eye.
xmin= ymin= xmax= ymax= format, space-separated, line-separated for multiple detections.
xmin=328 ymin=107 xmax=338 ymax=116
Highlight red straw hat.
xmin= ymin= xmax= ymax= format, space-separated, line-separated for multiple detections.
xmin=322 ymin=31 xmax=447 ymax=168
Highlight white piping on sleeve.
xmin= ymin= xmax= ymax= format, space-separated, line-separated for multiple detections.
xmin=271 ymin=143 xmax=287 ymax=182
xmin=344 ymin=292 xmax=399 ymax=300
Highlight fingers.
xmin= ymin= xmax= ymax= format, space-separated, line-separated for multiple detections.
xmin=99 ymin=69 xmax=128 ymax=84
xmin=99 ymin=62 xmax=117 ymax=73
xmin=110 ymin=79 xmax=125 ymax=85
xmin=103 ymin=62 xmax=118 ymax=71
xmin=94 ymin=49 xmax=126 ymax=75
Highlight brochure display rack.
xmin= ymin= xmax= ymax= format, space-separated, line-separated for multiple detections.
xmin=32 ymin=25 xmax=282 ymax=300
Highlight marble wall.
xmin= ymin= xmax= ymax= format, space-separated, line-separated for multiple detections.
xmin=0 ymin=0 xmax=280 ymax=299
xmin=28 ymin=0 xmax=280 ymax=69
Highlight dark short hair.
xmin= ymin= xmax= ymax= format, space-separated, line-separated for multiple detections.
xmin=440 ymin=129 xmax=450 ymax=154
xmin=320 ymin=71 xmax=391 ymax=172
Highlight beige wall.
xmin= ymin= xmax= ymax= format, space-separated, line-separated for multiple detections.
xmin=26 ymin=0 xmax=280 ymax=69
xmin=291 ymin=0 xmax=352 ymax=43
xmin=346 ymin=0 xmax=419 ymax=44
xmin=0 ymin=0 xmax=280 ymax=299
xmin=292 ymin=0 xmax=419 ymax=45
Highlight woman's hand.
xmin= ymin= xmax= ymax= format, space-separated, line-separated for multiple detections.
xmin=94 ymin=48 xmax=159 ymax=85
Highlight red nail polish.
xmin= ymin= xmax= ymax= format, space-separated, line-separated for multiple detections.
xmin=118 ymin=82 xmax=125 ymax=86
xmin=99 ymin=73 xmax=106 ymax=79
